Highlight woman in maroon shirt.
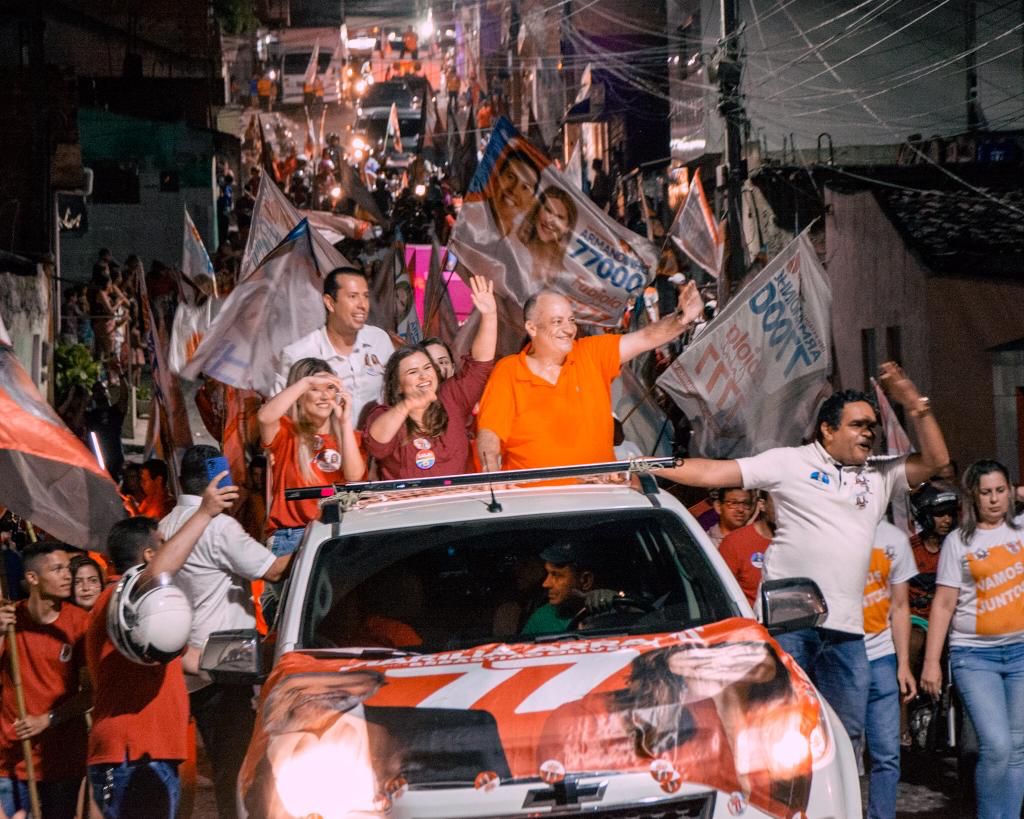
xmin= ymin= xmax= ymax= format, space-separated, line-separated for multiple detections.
xmin=365 ymin=276 xmax=496 ymax=479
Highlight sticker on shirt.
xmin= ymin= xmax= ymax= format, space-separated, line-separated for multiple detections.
xmin=59 ymin=643 xmax=73 ymax=663
xmin=750 ymin=552 xmax=764 ymax=569
xmin=363 ymin=352 xmax=386 ymax=376
xmin=966 ymin=542 xmax=1024 ymax=635
xmin=313 ymin=448 xmax=342 ymax=473
xmin=415 ymin=449 xmax=436 ymax=470
xmin=412 ymin=437 xmax=432 ymax=451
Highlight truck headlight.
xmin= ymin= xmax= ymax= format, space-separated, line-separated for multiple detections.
xmin=274 ymin=735 xmax=378 ymax=819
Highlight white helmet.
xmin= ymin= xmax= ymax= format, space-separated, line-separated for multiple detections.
xmin=106 ymin=566 xmax=193 ymax=665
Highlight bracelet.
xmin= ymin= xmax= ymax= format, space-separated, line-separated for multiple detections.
xmin=909 ymin=396 xmax=931 ymax=419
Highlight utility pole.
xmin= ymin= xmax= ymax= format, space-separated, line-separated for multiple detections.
xmin=717 ymin=0 xmax=747 ymax=306
xmin=965 ymin=0 xmax=982 ymax=132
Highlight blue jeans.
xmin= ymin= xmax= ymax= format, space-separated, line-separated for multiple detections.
xmin=0 ymin=777 xmax=80 ymax=819
xmin=775 ymin=627 xmax=869 ymax=753
xmin=865 ymin=653 xmax=900 ymax=819
xmin=269 ymin=526 xmax=304 ymax=557
xmin=88 ymin=759 xmax=179 ymax=819
xmin=951 ymin=642 xmax=1024 ymax=819
xmin=262 ymin=527 xmax=304 ymax=627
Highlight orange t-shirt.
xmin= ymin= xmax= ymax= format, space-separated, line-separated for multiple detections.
xmin=0 ymin=602 xmax=89 ymax=781
xmin=86 ymin=582 xmax=190 ymax=765
xmin=476 ymin=335 xmax=620 ymax=471
xmin=138 ymin=492 xmax=175 ymax=520
xmin=264 ymin=416 xmax=357 ymax=532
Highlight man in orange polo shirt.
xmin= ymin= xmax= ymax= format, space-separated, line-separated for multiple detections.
xmin=87 ymin=475 xmax=236 ymax=819
xmin=476 ymin=283 xmax=703 ymax=471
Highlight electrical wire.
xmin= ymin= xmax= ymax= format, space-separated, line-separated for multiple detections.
xmin=763 ymin=0 xmax=957 ymax=99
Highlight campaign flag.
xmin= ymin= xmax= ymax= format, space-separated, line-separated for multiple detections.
xmin=669 ymin=171 xmax=724 ymax=278
xmin=183 ymin=221 xmax=327 ymax=397
xmin=337 ymin=24 xmax=349 ymax=61
xmin=240 ymin=174 xmax=352 ymax=280
xmin=387 ymin=102 xmax=403 ymax=154
xmin=170 ymin=207 xmax=218 ymax=374
xmin=300 ymin=209 xmax=374 ymax=243
xmin=872 ymin=376 xmax=916 ymax=533
xmin=395 ymin=245 xmax=422 ymax=344
xmin=422 ymin=238 xmax=458 ymax=346
xmin=449 ymin=116 xmax=658 ymax=356
xmin=614 ymin=366 xmax=673 ymax=458
xmin=181 ymin=206 xmax=215 ymax=298
xmin=368 ymin=244 xmax=398 ymax=333
xmin=871 ymin=377 xmax=914 ymax=457
xmin=138 ymin=267 xmax=193 ymax=478
xmin=0 ymin=338 xmax=125 ymax=548
xmin=303 ymin=39 xmax=321 ymax=89
xmin=657 ymin=231 xmax=832 ymax=458
xmin=565 ymin=139 xmax=582 ymax=189
xmin=337 ymin=160 xmax=387 ymax=226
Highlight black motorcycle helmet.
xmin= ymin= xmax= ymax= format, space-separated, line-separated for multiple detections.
xmin=911 ymin=482 xmax=959 ymax=533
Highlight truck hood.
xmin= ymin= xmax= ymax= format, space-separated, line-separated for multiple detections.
xmin=239 ymin=618 xmax=832 ymax=819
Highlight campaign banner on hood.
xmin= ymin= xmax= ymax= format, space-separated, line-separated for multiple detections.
xmin=0 ymin=340 xmax=125 ymax=548
xmin=183 ymin=221 xmax=327 ymax=397
xmin=238 ymin=619 xmax=825 ymax=819
xmin=448 ymin=117 xmax=657 ymax=350
xmin=657 ymin=231 xmax=832 ymax=458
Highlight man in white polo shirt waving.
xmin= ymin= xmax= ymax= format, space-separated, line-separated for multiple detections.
xmin=662 ymin=361 xmax=949 ymax=755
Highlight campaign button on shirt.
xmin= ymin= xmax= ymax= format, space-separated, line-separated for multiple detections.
xmin=751 ymin=552 xmax=765 ymax=569
xmin=415 ymin=449 xmax=436 ymax=470
xmin=413 ymin=437 xmax=432 ymax=451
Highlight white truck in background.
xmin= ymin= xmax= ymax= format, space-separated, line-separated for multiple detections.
xmin=272 ymin=26 xmax=345 ymax=104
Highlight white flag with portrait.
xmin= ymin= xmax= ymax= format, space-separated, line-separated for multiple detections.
xmin=657 ymin=231 xmax=832 ymax=458
xmin=449 ymin=117 xmax=657 ymax=356
xmin=182 ymin=221 xmax=326 ymax=397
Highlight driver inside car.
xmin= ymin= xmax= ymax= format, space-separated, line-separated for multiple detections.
xmin=521 ymin=541 xmax=622 ymax=636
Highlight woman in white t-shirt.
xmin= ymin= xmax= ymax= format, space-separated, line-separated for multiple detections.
xmin=921 ymin=459 xmax=1024 ymax=819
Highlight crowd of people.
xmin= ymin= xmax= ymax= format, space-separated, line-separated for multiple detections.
xmin=3 ymin=73 xmax=1022 ymax=819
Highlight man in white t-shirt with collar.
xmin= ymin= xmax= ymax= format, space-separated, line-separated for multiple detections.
xmin=159 ymin=445 xmax=294 ymax=819
xmin=661 ymin=362 xmax=949 ymax=754
xmin=274 ymin=266 xmax=395 ymax=426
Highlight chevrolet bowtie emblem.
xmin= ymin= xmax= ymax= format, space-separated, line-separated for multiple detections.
xmin=523 ymin=777 xmax=607 ymax=808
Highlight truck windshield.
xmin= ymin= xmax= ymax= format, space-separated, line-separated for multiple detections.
xmin=299 ymin=509 xmax=739 ymax=652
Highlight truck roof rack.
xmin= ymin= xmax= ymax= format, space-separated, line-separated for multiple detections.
xmin=284 ymin=456 xmax=675 ymax=501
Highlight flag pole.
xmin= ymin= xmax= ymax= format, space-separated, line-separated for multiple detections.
xmin=3 ymin=522 xmax=41 ymax=819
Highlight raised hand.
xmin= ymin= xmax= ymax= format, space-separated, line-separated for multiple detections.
xmin=332 ymin=387 xmax=355 ymax=425
xmin=403 ymin=385 xmax=437 ymax=415
xmin=305 ymin=374 xmax=345 ymax=393
xmin=469 ymin=275 xmax=497 ymax=316
xmin=199 ymin=474 xmax=239 ymax=517
xmin=675 ymin=280 xmax=703 ymax=326
xmin=878 ymin=361 xmax=921 ymax=408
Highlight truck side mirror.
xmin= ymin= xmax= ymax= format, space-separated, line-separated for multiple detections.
xmin=200 ymin=629 xmax=265 ymax=685
xmin=760 ymin=577 xmax=828 ymax=635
